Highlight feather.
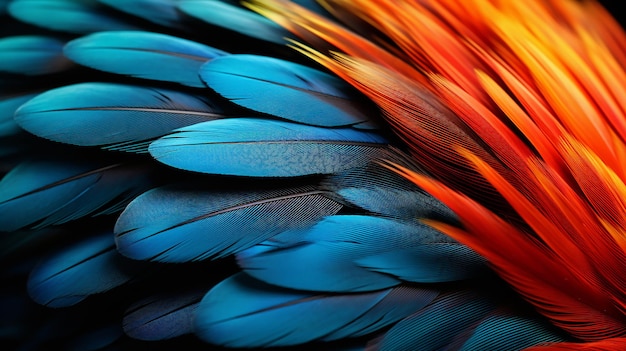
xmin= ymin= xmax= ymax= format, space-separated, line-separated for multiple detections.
xmin=26 ymin=232 xmax=142 ymax=307
xmin=148 ymin=118 xmax=388 ymax=177
xmin=194 ymin=273 xmax=439 ymax=347
xmin=370 ymin=291 xmax=496 ymax=351
xmin=0 ymin=159 xmax=153 ymax=231
xmin=452 ymin=313 xmax=566 ymax=351
xmin=8 ymin=0 xmax=138 ymax=34
xmin=200 ymin=54 xmax=375 ymax=127
xmin=238 ymin=215 xmax=484 ymax=292
xmin=14 ymin=82 xmax=228 ymax=152
xmin=0 ymin=36 xmax=73 ymax=76
xmin=64 ymin=31 xmax=227 ymax=87
xmin=99 ymin=0 xmax=186 ymax=29
xmin=123 ymin=289 xmax=204 ymax=340
xmin=526 ymin=338 xmax=626 ymax=351
xmin=178 ymin=0 xmax=292 ymax=45
xmin=114 ymin=184 xmax=343 ymax=262
xmin=322 ymin=148 xmax=458 ymax=222
xmin=0 ymin=93 xmax=37 ymax=137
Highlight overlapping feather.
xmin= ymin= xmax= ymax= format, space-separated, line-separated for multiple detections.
xmin=64 ymin=31 xmax=227 ymax=87
xmin=14 ymin=82 xmax=229 ymax=152
xmin=148 ymin=118 xmax=388 ymax=176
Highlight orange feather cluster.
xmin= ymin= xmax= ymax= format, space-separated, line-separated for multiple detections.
xmin=249 ymin=0 xmax=626 ymax=347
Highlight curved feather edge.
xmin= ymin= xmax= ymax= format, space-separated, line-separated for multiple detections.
xmin=123 ymin=289 xmax=204 ymax=340
xmin=238 ymin=215 xmax=484 ymax=292
xmin=8 ymin=0 xmax=139 ymax=34
xmin=321 ymin=147 xmax=458 ymax=222
xmin=14 ymin=82 xmax=228 ymax=151
xmin=525 ymin=338 xmax=626 ymax=350
xmin=99 ymin=0 xmax=186 ymax=29
xmin=200 ymin=54 xmax=375 ymax=127
xmin=0 ymin=159 xmax=153 ymax=231
xmin=0 ymin=93 xmax=37 ymax=137
xmin=449 ymin=313 xmax=567 ymax=351
xmin=114 ymin=184 xmax=343 ymax=262
xmin=27 ymin=232 xmax=143 ymax=307
xmin=194 ymin=272 xmax=439 ymax=348
xmin=178 ymin=0 xmax=292 ymax=45
xmin=0 ymin=36 xmax=73 ymax=76
xmin=64 ymin=31 xmax=227 ymax=87
xmin=369 ymin=291 xmax=496 ymax=351
xmin=148 ymin=118 xmax=388 ymax=177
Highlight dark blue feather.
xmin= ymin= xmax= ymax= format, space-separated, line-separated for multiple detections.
xmin=64 ymin=31 xmax=227 ymax=87
xmin=0 ymin=160 xmax=152 ymax=231
xmin=148 ymin=118 xmax=388 ymax=177
xmin=123 ymin=290 xmax=204 ymax=340
xmin=114 ymin=184 xmax=343 ymax=262
xmin=27 ymin=232 xmax=141 ymax=307
xmin=200 ymin=54 xmax=375 ymax=127
xmin=178 ymin=0 xmax=292 ymax=45
xmin=238 ymin=215 xmax=484 ymax=292
xmin=372 ymin=291 xmax=496 ymax=351
xmin=14 ymin=82 xmax=228 ymax=152
xmin=453 ymin=314 xmax=566 ymax=351
xmin=0 ymin=36 xmax=73 ymax=76
xmin=8 ymin=0 xmax=138 ymax=34
xmin=322 ymin=149 xmax=458 ymax=222
xmin=194 ymin=273 xmax=439 ymax=348
xmin=99 ymin=0 xmax=185 ymax=29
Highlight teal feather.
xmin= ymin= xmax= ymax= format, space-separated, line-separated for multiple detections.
xmin=148 ymin=118 xmax=388 ymax=177
xmin=194 ymin=273 xmax=439 ymax=348
xmin=8 ymin=0 xmax=138 ymax=34
xmin=27 ymin=232 xmax=141 ymax=307
xmin=0 ymin=36 xmax=73 ymax=76
xmin=0 ymin=159 xmax=153 ymax=231
xmin=114 ymin=184 xmax=343 ymax=262
xmin=178 ymin=0 xmax=292 ymax=45
xmin=238 ymin=215 xmax=484 ymax=292
xmin=14 ymin=82 xmax=228 ymax=152
xmin=200 ymin=54 xmax=376 ymax=127
xmin=64 ymin=31 xmax=227 ymax=87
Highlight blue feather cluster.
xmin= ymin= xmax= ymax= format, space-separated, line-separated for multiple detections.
xmin=0 ymin=1 xmax=571 ymax=350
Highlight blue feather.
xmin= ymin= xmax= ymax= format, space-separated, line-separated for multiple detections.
xmin=27 ymin=232 xmax=141 ymax=307
xmin=99 ymin=0 xmax=185 ymax=29
xmin=114 ymin=184 xmax=343 ymax=262
xmin=372 ymin=291 xmax=496 ymax=351
xmin=14 ymin=82 xmax=228 ymax=152
xmin=0 ymin=93 xmax=37 ymax=137
xmin=64 ymin=31 xmax=227 ymax=87
xmin=0 ymin=36 xmax=73 ymax=76
xmin=123 ymin=290 xmax=204 ymax=340
xmin=194 ymin=273 xmax=439 ymax=348
xmin=455 ymin=314 xmax=566 ymax=351
xmin=238 ymin=215 xmax=484 ymax=292
xmin=8 ymin=0 xmax=138 ymax=34
xmin=177 ymin=0 xmax=292 ymax=45
xmin=200 ymin=54 xmax=375 ymax=127
xmin=322 ymin=149 xmax=458 ymax=222
xmin=148 ymin=118 xmax=388 ymax=177
xmin=0 ymin=160 xmax=153 ymax=231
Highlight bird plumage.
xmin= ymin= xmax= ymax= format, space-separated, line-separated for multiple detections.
xmin=1 ymin=0 xmax=625 ymax=350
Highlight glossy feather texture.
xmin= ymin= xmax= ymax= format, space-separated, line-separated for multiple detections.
xmin=14 ymin=82 xmax=228 ymax=152
xmin=1 ymin=0 xmax=625 ymax=350
xmin=252 ymin=0 xmax=626 ymax=346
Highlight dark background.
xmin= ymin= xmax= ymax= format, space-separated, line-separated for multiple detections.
xmin=600 ymin=1 xmax=625 ymax=29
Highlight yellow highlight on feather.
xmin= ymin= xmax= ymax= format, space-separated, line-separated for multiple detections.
xmin=251 ymin=0 xmax=626 ymax=342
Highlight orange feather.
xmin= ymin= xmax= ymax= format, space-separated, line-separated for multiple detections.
xmin=250 ymin=0 xmax=626 ymax=346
